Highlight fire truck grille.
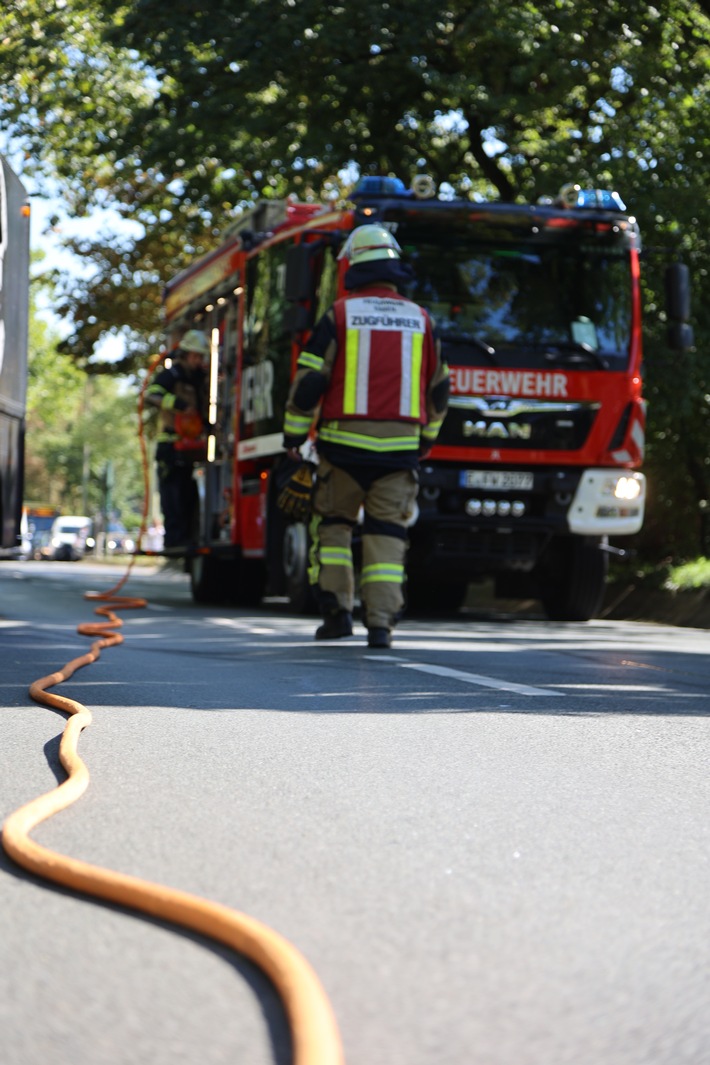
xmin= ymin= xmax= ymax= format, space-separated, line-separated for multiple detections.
xmin=438 ymin=402 xmax=598 ymax=451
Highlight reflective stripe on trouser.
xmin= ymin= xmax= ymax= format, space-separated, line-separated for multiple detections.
xmin=309 ymin=457 xmax=418 ymax=628
xmin=308 ymin=518 xmax=356 ymax=612
xmin=360 ymin=544 xmax=406 ymax=629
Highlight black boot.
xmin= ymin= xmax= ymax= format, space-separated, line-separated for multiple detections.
xmin=367 ymin=627 xmax=392 ymax=649
xmin=315 ymin=610 xmax=353 ymax=640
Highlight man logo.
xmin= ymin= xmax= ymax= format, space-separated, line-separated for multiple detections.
xmin=463 ymin=420 xmax=532 ymax=440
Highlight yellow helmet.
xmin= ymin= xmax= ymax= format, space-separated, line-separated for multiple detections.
xmin=180 ymin=329 xmax=210 ymax=357
xmin=338 ymin=224 xmax=401 ymax=265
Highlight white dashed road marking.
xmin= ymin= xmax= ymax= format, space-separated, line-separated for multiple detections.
xmin=364 ymin=656 xmax=564 ymax=697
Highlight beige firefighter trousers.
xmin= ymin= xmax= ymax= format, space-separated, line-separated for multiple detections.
xmin=308 ymin=456 xmax=419 ymax=630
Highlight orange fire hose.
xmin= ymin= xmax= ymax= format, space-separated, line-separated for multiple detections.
xmin=1 ymin=353 xmax=345 ymax=1065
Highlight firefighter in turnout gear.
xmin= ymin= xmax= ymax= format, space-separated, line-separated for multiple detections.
xmin=145 ymin=329 xmax=209 ymax=548
xmin=283 ymin=224 xmax=450 ymax=648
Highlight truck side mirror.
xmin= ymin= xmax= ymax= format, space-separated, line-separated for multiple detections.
xmin=665 ymin=262 xmax=690 ymax=321
xmin=665 ymin=262 xmax=694 ymax=350
xmin=285 ymin=244 xmax=313 ymax=301
xmin=667 ymin=321 xmax=695 ymax=351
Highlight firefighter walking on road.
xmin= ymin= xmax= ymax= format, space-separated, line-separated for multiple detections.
xmin=282 ymin=224 xmax=449 ymax=648
xmin=146 ymin=329 xmax=209 ymax=549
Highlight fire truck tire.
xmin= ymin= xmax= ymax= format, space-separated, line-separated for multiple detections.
xmin=282 ymin=522 xmax=317 ymax=613
xmin=190 ymin=554 xmax=227 ymax=605
xmin=265 ymin=471 xmax=317 ymax=613
xmin=539 ymin=536 xmax=608 ymax=621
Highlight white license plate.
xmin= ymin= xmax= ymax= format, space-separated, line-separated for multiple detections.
xmin=460 ymin=470 xmax=534 ymax=490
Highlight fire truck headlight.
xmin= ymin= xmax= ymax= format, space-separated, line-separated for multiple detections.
xmin=600 ymin=473 xmax=643 ymax=501
xmin=613 ymin=475 xmax=643 ymax=501
xmin=570 ymin=470 xmax=645 ymax=534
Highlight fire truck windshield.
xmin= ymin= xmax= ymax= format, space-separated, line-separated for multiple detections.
xmin=395 ymin=216 xmax=633 ymax=370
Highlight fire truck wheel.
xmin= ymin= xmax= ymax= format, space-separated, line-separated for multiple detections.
xmin=190 ymin=554 xmax=227 ymax=605
xmin=265 ymin=468 xmax=317 ymax=613
xmin=539 ymin=536 xmax=608 ymax=622
xmin=282 ymin=522 xmax=317 ymax=613
xmin=265 ymin=460 xmax=317 ymax=617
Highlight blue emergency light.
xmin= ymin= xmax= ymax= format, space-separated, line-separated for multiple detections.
xmin=350 ymin=176 xmax=412 ymax=200
xmin=559 ymin=183 xmax=626 ymax=211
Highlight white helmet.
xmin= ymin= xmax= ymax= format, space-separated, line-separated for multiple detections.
xmin=180 ymin=329 xmax=210 ymax=357
xmin=338 ymin=224 xmax=402 ymax=265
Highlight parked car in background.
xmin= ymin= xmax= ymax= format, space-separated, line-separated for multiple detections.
xmin=47 ymin=515 xmax=92 ymax=561
xmin=105 ymin=521 xmax=135 ymax=554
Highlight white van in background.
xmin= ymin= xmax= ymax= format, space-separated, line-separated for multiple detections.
xmin=48 ymin=515 xmax=92 ymax=561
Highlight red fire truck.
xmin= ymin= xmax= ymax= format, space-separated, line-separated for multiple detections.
xmin=161 ymin=174 xmax=690 ymax=619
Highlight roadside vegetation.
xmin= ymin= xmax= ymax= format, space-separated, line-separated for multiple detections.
xmin=665 ymin=557 xmax=710 ymax=591
xmin=25 ymin=269 xmax=144 ymax=531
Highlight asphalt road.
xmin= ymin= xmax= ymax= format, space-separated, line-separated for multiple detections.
xmin=1 ymin=560 xmax=709 ymax=1065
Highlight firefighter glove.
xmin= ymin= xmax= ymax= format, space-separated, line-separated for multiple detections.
xmin=277 ymin=461 xmax=315 ymax=522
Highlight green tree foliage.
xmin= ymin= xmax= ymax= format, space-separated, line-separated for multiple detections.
xmin=25 ymin=275 xmax=144 ymax=522
xmin=25 ymin=293 xmax=85 ymax=504
xmin=49 ymin=203 xmax=213 ymax=370
xmin=1 ymin=1 xmax=223 ymax=365
xmin=93 ymin=1 xmax=710 ymax=207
